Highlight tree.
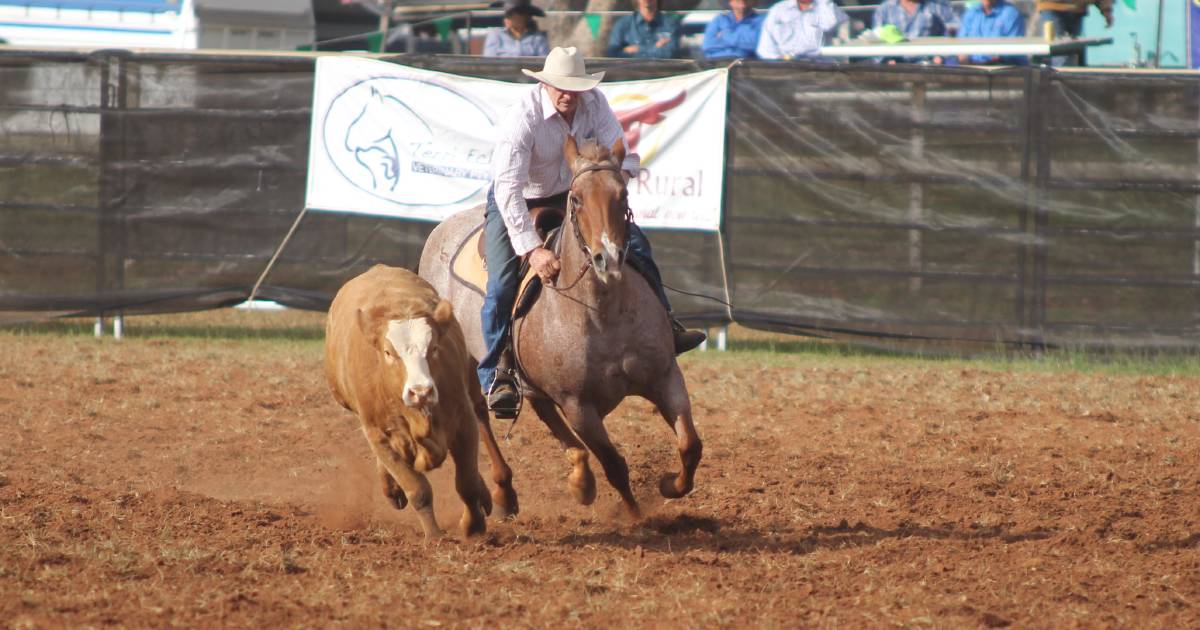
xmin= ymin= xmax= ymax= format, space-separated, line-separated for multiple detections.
xmin=538 ymin=0 xmax=701 ymax=56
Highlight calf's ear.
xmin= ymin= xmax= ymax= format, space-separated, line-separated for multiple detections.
xmin=433 ymin=299 xmax=454 ymax=327
xmin=356 ymin=308 xmax=372 ymax=337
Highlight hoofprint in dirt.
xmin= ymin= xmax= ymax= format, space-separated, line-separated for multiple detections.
xmin=1 ymin=324 xmax=1198 ymax=627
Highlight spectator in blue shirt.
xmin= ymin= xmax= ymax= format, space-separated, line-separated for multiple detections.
xmin=483 ymin=0 xmax=551 ymax=57
xmin=702 ymin=0 xmax=766 ymax=60
xmin=957 ymin=0 xmax=1026 ymax=65
xmin=607 ymin=0 xmax=683 ymax=59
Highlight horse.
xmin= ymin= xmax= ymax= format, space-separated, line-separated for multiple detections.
xmin=419 ymin=135 xmax=702 ymax=518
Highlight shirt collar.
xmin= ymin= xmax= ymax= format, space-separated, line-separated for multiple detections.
xmin=539 ymin=85 xmax=557 ymax=121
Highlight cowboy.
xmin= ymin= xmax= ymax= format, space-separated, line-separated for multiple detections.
xmin=481 ymin=46 xmax=707 ymax=414
xmin=483 ymin=0 xmax=550 ymax=58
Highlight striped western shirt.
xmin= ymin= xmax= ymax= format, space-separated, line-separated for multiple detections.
xmin=872 ymin=0 xmax=960 ymax=39
xmin=491 ymin=84 xmax=640 ymax=256
xmin=757 ymin=0 xmax=849 ymax=60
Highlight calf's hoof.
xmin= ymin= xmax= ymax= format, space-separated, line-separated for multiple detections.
xmin=385 ymin=489 xmax=408 ymax=511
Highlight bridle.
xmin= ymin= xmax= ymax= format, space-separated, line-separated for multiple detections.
xmin=548 ymin=161 xmax=633 ymax=293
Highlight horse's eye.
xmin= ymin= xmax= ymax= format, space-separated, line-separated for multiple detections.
xmin=570 ymin=194 xmax=581 ymax=207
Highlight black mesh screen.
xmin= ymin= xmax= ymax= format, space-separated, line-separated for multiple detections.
xmin=3 ymin=49 xmax=1200 ymax=348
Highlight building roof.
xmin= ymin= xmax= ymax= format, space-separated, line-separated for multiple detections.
xmin=0 ymin=0 xmax=184 ymax=12
xmin=194 ymin=0 xmax=311 ymax=16
xmin=193 ymin=0 xmax=313 ymax=28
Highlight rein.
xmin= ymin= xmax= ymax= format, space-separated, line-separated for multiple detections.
xmin=545 ymin=161 xmax=632 ymax=294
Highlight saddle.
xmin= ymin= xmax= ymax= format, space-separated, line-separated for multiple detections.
xmin=450 ymin=193 xmax=567 ymax=316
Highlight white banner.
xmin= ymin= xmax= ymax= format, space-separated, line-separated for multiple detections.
xmin=305 ymin=57 xmax=727 ymax=231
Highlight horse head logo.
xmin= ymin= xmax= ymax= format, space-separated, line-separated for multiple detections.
xmin=343 ymin=86 xmax=433 ymax=192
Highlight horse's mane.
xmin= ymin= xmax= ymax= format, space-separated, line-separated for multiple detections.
xmin=577 ymin=140 xmax=615 ymax=165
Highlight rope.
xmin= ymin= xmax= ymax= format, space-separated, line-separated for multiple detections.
xmin=663 ymin=282 xmax=734 ymax=309
xmin=247 ymin=206 xmax=309 ymax=305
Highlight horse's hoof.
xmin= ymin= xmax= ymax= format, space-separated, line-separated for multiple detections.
xmin=460 ymin=512 xmax=487 ymax=538
xmin=659 ymin=472 xmax=693 ymax=499
xmin=493 ymin=488 xmax=519 ymax=520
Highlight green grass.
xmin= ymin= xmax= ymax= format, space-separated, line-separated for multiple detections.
xmin=8 ymin=310 xmax=1200 ymax=377
xmin=683 ymin=324 xmax=1200 ymax=376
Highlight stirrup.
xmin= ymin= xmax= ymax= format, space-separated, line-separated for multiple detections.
xmin=670 ymin=318 xmax=706 ymax=355
xmin=486 ymin=371 xmax=520 ymax=420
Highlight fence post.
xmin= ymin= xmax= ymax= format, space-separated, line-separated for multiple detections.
xmin=716 ymin=62 xmax=738 ymax=329
xmin=97 ymin=51 xmax=129 ymax=338
xmin=1016 ymin=70 xmax=1033 ymax=346
xmin=1194 ymin=94 xmax=1200 ymax=330
xmin=908 ymin=81 xmax=926 ymax=294
xmin=1029 ymin=67 xmax=1051 ymax=348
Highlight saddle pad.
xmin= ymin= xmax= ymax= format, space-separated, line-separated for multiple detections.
xmin=450 ymin=225 xmax=489 ymax=297
xmin=450 ymin=224 xmax=542 ymax=312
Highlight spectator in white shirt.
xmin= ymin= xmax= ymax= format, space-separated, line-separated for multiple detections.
xmin=756 ymin=0 xmax=848 ymax=60
xmin=480 ymin=47 xmax=707 ymax=413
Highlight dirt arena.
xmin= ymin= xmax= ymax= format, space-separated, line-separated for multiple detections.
xmin=2 ymin=312 xmax=1199 ymax=627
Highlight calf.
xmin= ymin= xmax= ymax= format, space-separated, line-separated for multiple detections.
xmin=325 ymin=265 xmax=491 ymax=538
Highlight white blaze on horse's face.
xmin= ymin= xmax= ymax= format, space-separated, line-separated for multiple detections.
xmin=596 ymin=231 xmax=623 ymax=284
xmin=384 ymin=317 xmax=439 ymax=410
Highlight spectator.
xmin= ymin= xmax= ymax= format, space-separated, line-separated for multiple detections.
xmin=607 ymin=0 xmax=682 ymax=59
xmin=483 ymin=0 xmax=550 ymax=57
xmin=873 ymin=0 xmax=958 ymax=39
xmin=756 ymin=0 xmax=848 ymax=60
xmin=702 ymin=0 xmax=766 ymax=60
xmin=1037 ymin=0 xmax=1112 ymax=65
xmin=872 ymin=0 xmax=958 ymax=63
xmin=957 ymin=0 xmax=1025 ymax=65
xmin=1037 ymin=0 xmax=1112 ymax=37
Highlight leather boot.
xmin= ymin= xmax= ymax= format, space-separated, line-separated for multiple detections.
xmin=487 ymin=348 xmax=520 ymax=419
xmin=671 ymin=318 xmax=707 ymax=355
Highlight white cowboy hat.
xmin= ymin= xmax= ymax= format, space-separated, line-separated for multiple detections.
xmin=521 ymin=47 xmax=605 ymax=92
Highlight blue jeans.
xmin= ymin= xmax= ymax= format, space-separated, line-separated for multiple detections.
xmin=1038 ymin=10 xmax=1085 ymax=66
xmin=477 ymin=186 xmax=672 ymax=392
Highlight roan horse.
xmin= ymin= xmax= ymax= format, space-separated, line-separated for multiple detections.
xmin=419 ymin=136 xmax=702 ymax=518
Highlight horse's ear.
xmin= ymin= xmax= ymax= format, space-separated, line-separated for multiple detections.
xmin=564 ymin=135 xmax=579 ymax=172
xmin=610 ymin=137 xmax=625 ymax=167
